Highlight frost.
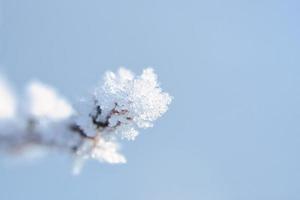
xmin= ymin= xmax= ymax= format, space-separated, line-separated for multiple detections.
xmin=72 ymin=137 xmax=126 ymax=175
xmin=76 ymin=138 xmax=126 ymax=163
xmin=27 ymin=81 xmax=74 ymax=120
xmin=82 ymin=67 xmax=173 ymax=140
xmin=0 ymin=77 xmax=16 ymax=119
xmin=0 ymin=68 xmax=172 ymax=174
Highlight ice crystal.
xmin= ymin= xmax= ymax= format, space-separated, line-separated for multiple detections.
xmin=0 ymin=68 xmax=172 ymax=174
xmin=27 ymin=81 xmax=74 ymax=120
xmin=77 ymin=68 xmax=172 ymax=140
xmin=0 ymin=77 xmax=16 ymax=120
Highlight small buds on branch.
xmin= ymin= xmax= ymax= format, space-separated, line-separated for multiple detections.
xmin=0 ymin=68 xmax=172 ymax=174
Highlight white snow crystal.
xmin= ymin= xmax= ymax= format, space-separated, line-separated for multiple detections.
xmin=0 ymin=67 xmax=172 ymax=174
xmin=75 ymin=138 xmax=126 ymax=164
xmin=73 ymin=137 xmax=126 ymax=174
xmin=0 ymin=77 xmax=16 ymax=119
xmin=27 ymin=81 xmax=74 ymax=120
xmin=90 ymin=138 xmax=126 ymax=164
xmin=92 ymin=67 xmax=172 ymax=140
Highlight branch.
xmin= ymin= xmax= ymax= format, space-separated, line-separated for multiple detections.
xmin=0 ymin=67 xmax=172 ymax=174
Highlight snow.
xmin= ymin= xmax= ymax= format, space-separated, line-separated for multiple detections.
xmin=27 ymin=81 xmax=74 ymax=120
xmin=0 ymin=68 xmax=172 ymax=174
xmin=0 ymin=77 xmax=16 ymax=119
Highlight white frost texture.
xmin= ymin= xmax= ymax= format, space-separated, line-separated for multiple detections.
xmin=0 ymin=77 xmax=16 ymax=119
xmin=0 ymin=68 xmax=172 ymax=174
xmin=27 ymin=81 xmax=74 ymax=120
xmin=77 ymin=68 xmax=172 ymax=139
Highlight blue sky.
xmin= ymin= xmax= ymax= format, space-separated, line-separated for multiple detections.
xmin=0 ymin=0 xmax=300 ymax=199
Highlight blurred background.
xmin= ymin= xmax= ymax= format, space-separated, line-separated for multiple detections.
xmin=0 ymin=0 xmax=300 ymax=199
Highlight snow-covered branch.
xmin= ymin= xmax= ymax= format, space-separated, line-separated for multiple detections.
xmin=0 ymin=68 xmax=172 ymax=174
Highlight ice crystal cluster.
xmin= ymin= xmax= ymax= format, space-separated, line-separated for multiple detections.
xmin=0 ymin=68 xmax=172 ymax=174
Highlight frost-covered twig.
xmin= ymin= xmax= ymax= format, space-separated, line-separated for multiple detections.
xmin=0 ymin=68 xmax=172 ymax=174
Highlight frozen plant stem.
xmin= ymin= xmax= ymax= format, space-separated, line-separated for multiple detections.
xmin=0 ymin=68 xmax=172 ymax=174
